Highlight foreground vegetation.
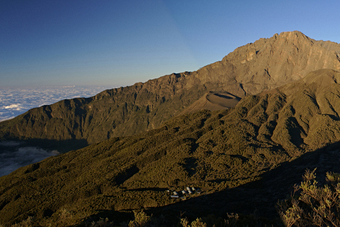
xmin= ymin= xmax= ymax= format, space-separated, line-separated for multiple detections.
xmin=278 ymin=169 xmax=340 ymax=227
xmin=5 ymin=169 xmax=340 ymax=227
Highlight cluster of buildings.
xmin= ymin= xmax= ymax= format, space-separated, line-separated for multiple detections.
xmin=167 ymin=186 xmax=201 ymax=199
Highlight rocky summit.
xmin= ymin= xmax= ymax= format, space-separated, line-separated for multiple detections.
xmin=1 ymin=32 xmax=340 ymax=226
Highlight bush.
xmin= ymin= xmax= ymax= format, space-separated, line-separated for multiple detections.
xmin=128 ymin=210 xmax=152 ymax=227
xmin=90 ymin=217 xmax=114 ymax=227
xmin=180 ymin=218 xmax=207 ymax=227
xmin=3 ymin=217 xmax=34 ymax=227
xmin=277 ymin=168 xmax=340 ymax=227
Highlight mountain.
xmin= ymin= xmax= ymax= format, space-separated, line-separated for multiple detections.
xmin=1 ymin=69 xmax=340 ymax=226
xmin=180 ymin=91 xmax=241 ymax=115
xmin=1 ymin=31 xmax=340 ymax=150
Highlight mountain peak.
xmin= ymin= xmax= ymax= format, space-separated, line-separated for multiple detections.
xmin=277 ymin=30 xmax=309 ymax=38
xmin=221 ymin=31 xmax=340 ymax=94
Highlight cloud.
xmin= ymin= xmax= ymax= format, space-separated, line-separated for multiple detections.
xmin=0 ymin=86 xmax=113 ymax=175
xmin=0 ymin=85 xmax=110 ymax=121
xmin=0 ymin=141 xmax=22 ymax=146
xmin=0 ymin=85 xmax=114 ymax=176
xmin=0 ymin=142 xmax=59 ymax=177
xmin=0 ymin=117 xmax=14 ymax=122
xmin=4 ymin=104 xmax=23 ymax=110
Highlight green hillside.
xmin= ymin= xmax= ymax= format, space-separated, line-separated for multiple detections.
xmin=1 ymin=69 xmax=340 ymax=226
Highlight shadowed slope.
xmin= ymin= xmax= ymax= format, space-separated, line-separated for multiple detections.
xmin=1 ymin=31 xmax=340 ymax=147
xmin=2 ymin=69 xmax=340 ymax=225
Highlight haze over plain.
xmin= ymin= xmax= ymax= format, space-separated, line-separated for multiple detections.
xmin=1 ymin=0 xmax=340 ymax=88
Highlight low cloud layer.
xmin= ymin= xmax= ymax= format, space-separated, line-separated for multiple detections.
xmin=0 ymin=85 xmax=110 ymax=121
xmin=0 ymin=141 xmax=59 ymax=177
xmin=4 ymin=104 xmax=22 ymax=110
xmin=0 ymin=86 xmax=113 ymax=175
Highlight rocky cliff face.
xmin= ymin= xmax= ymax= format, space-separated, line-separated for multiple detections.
xmin=1 ymin=31 xmax=340 ymax=146
xmin=192 ymin=31 xmax=340 ymax=96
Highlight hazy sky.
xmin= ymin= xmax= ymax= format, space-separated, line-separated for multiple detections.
xmin=1 ymin=0 xmax=339 ymax=88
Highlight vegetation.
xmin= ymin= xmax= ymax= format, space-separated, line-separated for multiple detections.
xmin=5 ymin=169 xmax=340 ymax=227
xmin=2 ymin=69 xmax=340 ymax=225
xmin=0 ymin=209 xmax=277 ymax=226
xmin=278 ymin=169 xmax=340 ymax=227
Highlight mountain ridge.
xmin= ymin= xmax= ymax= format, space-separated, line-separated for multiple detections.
xmin=1 ymin=31 xmax=340 ymax=149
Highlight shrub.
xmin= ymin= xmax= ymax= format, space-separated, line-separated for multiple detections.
xmin=180 ymin=218 xmax=207 ymax=227
xmin=90 ymin=217 xmax=114 ymax=227
xmin=6 ymin=217 xmax=34 ymax=227
xmin=128 ymin=210 xmax=152 ymax=227
xmin=58 ymin=208 xmax=73 ymax=226
xmin=180 ymin=213 xmax=240 ymax=227
xmin=277 ymin=168 xmax=340 ymax=227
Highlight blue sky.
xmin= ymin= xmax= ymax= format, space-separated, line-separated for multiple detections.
xmin=1 ymin=0 xmax=340 ymax=88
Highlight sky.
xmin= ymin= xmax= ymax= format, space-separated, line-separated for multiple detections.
xmin=1 ymin=0 xmax=340 ymax=88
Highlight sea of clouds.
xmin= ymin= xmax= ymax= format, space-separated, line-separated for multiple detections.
xmin=0 ymin=85 xmax=110 ymax=122
xmin=0 ymin=85 xmax=111 ymax=176
xmin=0 ymin=141 xmax=60 ymax=177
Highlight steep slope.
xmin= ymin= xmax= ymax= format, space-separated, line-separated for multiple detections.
xmin=1 ymin=69 xmax=340 ymax=226
xmin=258 ymin=69 xmax=340 ymax=150
xmin=1 ymin=31 xmax=340 ymax=147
